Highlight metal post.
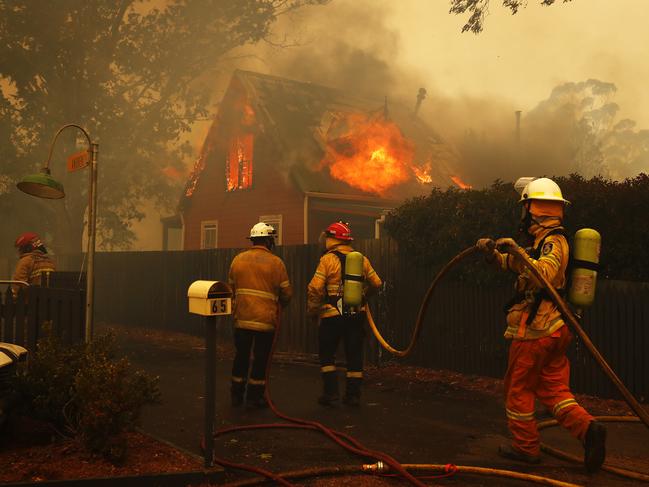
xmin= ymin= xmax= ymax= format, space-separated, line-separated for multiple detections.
xmin=204 ymin=315 xmax=217 ymax=467
xmin=85 ymin=143 xmax=98 ymax=343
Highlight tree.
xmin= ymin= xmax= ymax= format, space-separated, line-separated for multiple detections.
xmin=455 ymin=79 xmax=649 ymax=187
xmin=449 ymin=0 xmax=572 ymax=33
xmin=0 ymin=0 xmax=325 ymax=254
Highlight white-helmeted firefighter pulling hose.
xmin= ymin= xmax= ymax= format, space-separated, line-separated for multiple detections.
xmin=365 ymin=177 xmax=649 ymax=482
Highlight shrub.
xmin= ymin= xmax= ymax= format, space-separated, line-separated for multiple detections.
xmin=13 ymin=330 xmax=160 ymax=462
xmin=385 ymin=174 xmax=649 ymax=282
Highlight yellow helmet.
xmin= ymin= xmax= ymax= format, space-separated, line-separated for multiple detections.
xmin=517 ymin=177 xmax=570 ymax=205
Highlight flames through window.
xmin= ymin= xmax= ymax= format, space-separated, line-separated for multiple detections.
xmin=226 ymin=134 xmax=253 ymax=191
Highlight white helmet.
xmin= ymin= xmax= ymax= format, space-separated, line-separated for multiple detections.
xmin=517 ymin=177 xmax=570 ymax=205
xmin=249 ymin=222 xmax=277 ymax=239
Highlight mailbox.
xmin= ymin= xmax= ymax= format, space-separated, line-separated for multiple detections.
xmin=187 ymin=280 xmax=233 ymax=316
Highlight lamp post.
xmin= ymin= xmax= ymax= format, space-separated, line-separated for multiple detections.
xmin=17 ymin=123 xmax=98 ymax=343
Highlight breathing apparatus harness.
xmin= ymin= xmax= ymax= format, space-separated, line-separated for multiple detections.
xmin=504 ymin=227 xmax=568 ymax=326
xmin=327 ymin=249 xmax=364 ymax=316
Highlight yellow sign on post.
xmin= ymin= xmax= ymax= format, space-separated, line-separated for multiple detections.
xmin=66 ymin=150 xmax=90 ymax=173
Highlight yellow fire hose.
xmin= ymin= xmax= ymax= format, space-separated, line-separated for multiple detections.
xmin=224 ymin=462 xmax=583 ymax=487
xmin=365 ymin=243 xmax=649 ymax=482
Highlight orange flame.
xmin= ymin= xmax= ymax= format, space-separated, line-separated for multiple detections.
xmin=413 ymin=162 xmax=433 ymax=184
xmin=321 ymin=113 xmax=414 ymax=195
xmin=451 ymin=175 xmax=472 ymax=190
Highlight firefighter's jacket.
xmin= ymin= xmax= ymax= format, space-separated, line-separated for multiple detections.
xmin=228 ymin=246 xmax=292 ymax=333
xmin=494 ymin=224 xmax=569 ymax=340
xmin=12 ymin=251 xmax=56 ymax=297
xmin=307 ymin=244 xmax=382 ymax=319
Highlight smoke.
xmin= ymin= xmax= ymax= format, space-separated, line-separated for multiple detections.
xmin=198 ymin=1 xmax=649 ymax=189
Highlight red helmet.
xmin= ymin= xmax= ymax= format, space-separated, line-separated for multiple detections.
xmin=15 ymin=232 xmax=42 ymax=250
xmin=325 ymin=221 xmax=353 ymax=241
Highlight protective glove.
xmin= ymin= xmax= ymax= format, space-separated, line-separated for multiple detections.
xmin=495 ymin=237 xmax=518 ymax=253
xmin=476 ymin=238 xmax=496 ymax=253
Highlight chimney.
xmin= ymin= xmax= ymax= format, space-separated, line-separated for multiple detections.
xmin=515 ymin=110 xmax=522 ymax=144
xmin=413 ymin=88 xmax=427 ymax=117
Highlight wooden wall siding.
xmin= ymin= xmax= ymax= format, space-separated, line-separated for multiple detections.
xmin=182 ymin=130 xmax=305 ymax=250
xmin=68 ymin=241 xmax=647 ymax=400
xmin=0 ymin=286 xmax=85 ymax=349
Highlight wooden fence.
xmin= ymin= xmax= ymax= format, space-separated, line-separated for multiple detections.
xmin=0 ymin=285 xmax=86 ymax=350
xmin=59 ymin=240 xmax=648 ymax=400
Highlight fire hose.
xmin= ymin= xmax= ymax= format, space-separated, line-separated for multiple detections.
xmin=214 ymin=317 xmax=585 ymax=487
xmin=365 ymin=243 xmax=649 ymax=482
xmin=211 ymin=246 xmax=597 ymax=487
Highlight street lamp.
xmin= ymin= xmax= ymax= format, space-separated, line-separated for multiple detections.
xmin=17 ymin=123 xmax=98 ymax=343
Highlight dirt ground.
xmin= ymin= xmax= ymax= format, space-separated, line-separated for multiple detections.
xmin=105 ymin=323 xmax=649 ymax=487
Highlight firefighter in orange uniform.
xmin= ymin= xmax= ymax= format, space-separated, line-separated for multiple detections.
xmin=12 ymin=232 xmax=56 ymax=298
xmin=307 ymin=221 xmax=382 ymax=407
xmin=477 ymin=178 xmax=606 ymax=472
xmin=228 ymin=222 xmax=292 ymax=408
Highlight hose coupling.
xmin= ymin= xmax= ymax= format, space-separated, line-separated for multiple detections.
xmin=363 ymin=461 xmax=388 ymax=473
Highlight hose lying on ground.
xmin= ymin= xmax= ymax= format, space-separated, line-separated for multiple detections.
xmin=222 ymin=462 xmax=583 ymax=487
xmin=366 ymin=243 xmax=649 ymax=482
xmin=538 ymin=416 xmax=649 ymax=482
xmin=211 ymin=244 xmax=588 ymax=487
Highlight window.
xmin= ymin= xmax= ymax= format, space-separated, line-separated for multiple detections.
xmin=200 ymin=220 xmax=218 ymax=249
xmin=226 ymin=134 xmax=253 ymax=191
xmin=259 ymin=214 xmax=282 ymax=245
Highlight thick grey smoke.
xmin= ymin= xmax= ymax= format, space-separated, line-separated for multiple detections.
xmin=207 ymin=1 xmax=648 ymax=188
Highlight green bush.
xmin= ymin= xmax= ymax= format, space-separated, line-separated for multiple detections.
xmin=385 ymin=174 xmax=649 ymax=282
xmin=13 ymin=330 xmax=160 ymax=462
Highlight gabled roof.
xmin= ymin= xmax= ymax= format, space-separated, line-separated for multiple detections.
xmin=182 ymin=70 xmax=462 ymax=208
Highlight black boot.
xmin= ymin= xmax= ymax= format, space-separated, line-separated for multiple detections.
xmin=246 ymin=383 xmax=268 ymax=409
xmin=318 ymin=372 xmax=339 ymax=406
xmin=584 ymin=421 xmax=606 ymax=473
xmin=230 ymin=380 xmax=246 ymax=407
xmin=343 ymin=377 xmax=361 ymax=407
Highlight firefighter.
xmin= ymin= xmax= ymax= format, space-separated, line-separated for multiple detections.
xmin=228 ymin=222 xmax=292 ymax=408
xmin=307 ymin=221 xmax=382 ymax=407
xmin=12 ymin=232 xmax=56 ymax=298
xmin=476 ymin=177 xmax=606 ymax=472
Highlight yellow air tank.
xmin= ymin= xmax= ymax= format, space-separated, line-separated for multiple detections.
xmin=343 ymin=251 xmax=364 ymax=307
xmin=568 ymin=229 xmax=601 ymax=308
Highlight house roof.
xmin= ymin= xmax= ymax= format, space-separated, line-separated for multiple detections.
xmin=182 ymin=70 xmax=463 ymax=208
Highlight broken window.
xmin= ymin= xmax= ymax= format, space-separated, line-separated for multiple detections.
xmin=226 ymin=134 xmax=253 ymax=191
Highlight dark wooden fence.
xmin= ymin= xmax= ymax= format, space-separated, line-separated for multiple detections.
xmin=0 ymin=285 xmax=86 ymax=350
xmin=59 ymin=240 xmax=648 ymax=400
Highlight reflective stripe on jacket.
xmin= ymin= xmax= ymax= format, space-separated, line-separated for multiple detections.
xmin=12 ymin=251 xmax=56 ymax=297
xmin=307 ymin=244 xmax=382 ymax=319
xmin=495 ymin=227 xmax=569 ymax=340
xmin=228 ymin=246 xmax=292 ymax=332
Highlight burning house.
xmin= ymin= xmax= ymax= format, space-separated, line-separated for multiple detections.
xmin=175 ymin=70 xmax=467 ymax=249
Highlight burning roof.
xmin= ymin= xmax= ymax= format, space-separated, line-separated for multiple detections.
xmin=181 ymin=70 xmax=467 ymax=207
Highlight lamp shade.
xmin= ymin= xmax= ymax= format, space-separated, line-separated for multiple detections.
xmin=17 ymin=171 xmax=65 ymax=199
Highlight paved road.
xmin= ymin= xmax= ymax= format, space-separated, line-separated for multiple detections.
xmin=117 ymin=335 xmax=648 ymax=486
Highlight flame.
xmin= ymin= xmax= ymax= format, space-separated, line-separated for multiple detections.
xmin=184 ymin=155 xmax=206 ymax=198
xmin=321 ymin=113 xmax=414 ymax=195
xmin=451 ymin=175 xmax=472 ymax=190
xmin=242 ymin=103 xmax=256 ymax=126
xmin=413 ymin=162 xmax=433 ymax=184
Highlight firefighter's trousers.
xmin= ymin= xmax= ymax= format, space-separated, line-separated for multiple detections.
xmin=231 ymin=328 xmax=274 ymax=401
xmin=504 ymin=326 xmax=594 ymax=456
xmin=318 ymin=313 xmax=364 ymax=399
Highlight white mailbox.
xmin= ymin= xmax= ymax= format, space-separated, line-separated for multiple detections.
xmin=187 ymin=280 xmax=233 ymax=316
